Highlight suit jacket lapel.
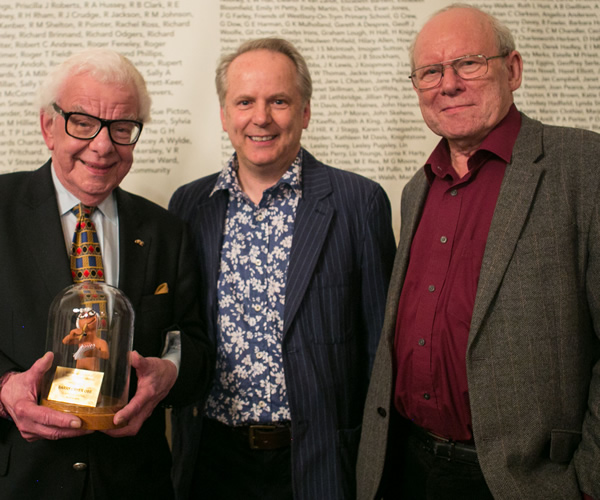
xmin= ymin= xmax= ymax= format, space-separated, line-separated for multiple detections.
xmin=195 ymin=190 xmax=228 ymax=299
xmin=115 ymin=189 xmax=151 ymax=305
xmin=20 ymin=162 xmax=73 ymax=298
xmin=382 ymin=172 xmax=429 ymax=345
xmin=283 ymin=153 xmax=334 ymax=336
xmin=192 ymin=187 xmax=228 ymax=344
xmin=468 ymin=115 xmax=545 ymax=345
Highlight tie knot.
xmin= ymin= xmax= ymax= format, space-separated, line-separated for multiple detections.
xmin=72 ymin=203 xmax=96 ymax=219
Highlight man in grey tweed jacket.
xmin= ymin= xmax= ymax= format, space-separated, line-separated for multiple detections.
xmin=357 ymin=4 xmax=600 ymax=500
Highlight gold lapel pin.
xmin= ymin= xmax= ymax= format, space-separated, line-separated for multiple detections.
xmin=134 ymin=239 xmax=145 ymax=247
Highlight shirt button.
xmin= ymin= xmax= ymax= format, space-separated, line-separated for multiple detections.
xmin=73 ymin=462 xmax=87 ymax=471
xmin=418 ymin=338 xmax=426 ymax=346
xmin=258 ymin=401 xmax=266 ymax=408
xmin=428 ymin=285 xmax=435 ymax=292
xmin=450 ymin=189 xmax=458 ymax=197
xmin=256 ymin=352 xmax=263 ymax=359
xmin=440 ymin=236 xmax=448 ymax=244
xmin=256 ymin=213 xmax=265 ymax=222
xmin=423 ymin=393 xmax=431 ymax=400
xmin=253 ymin=304 xmax=261 ymax=312
xmin=377 ymin=407 xmax=387 ymax=418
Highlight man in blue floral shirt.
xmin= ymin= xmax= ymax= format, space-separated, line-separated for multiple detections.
xmin=169 ymin=38 xmax=396 ymax=500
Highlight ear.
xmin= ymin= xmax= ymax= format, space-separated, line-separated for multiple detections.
xmin=40 ymin=110 xmax=56 ymax=151
xmin=302 ymin=100 xmax=311 ymax=129
xmin=506 ymin=50 xmax=523 ymax=92
xmin=220 ymin=107 xmax=228 ymax=132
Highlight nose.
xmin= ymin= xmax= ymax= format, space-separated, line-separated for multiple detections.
xmin=88 ymin=125 xmax=116 ymax=154
xmin=440 ymin=65 xmax=464 ymax=95
xmin=252 ymin=102 xmax=272 ymax=127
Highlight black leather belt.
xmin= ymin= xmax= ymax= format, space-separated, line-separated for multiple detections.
xmin=410 ymin=423 xmax=479 ymax=465
xmin=205 ymin=418 xmax=291 ymax=450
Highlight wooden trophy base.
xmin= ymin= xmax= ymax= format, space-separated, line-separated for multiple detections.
xmin=40 ymin=397 xmax=126 ymax=430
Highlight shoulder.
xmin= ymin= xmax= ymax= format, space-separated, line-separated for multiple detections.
xmin=117 ymin=189 xmax=187 ymax=231
xmin=302 ymin=149 xmax=388 ymax=203
xmin=0 ymin=165 xmax=46 ymax=202
xmin=169 ymin=172 xmax=221 ymax=216
xmin=520 ymin=113 xmax=600 ymax=158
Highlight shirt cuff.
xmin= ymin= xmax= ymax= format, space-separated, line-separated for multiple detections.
xmin=161 ymin=330 xmax=181 ymax=376
xmin=0 ymin=371 xmax=15 ymax=420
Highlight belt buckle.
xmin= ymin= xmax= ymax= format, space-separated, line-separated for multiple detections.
xmin=248 ymin=425 xmax=276 ymax=450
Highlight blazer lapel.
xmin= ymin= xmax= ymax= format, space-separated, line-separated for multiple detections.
xmin=468 ymin=116 xmax=545 ymax=345
xmin=20 ymin=162 xmax=73 ymax=298
xmin=283 ymin=153 xmax=334 ymax=336
xmin=195 ymin=190 xmax=228 ymax=300
xmin=192 ymin=188 xmax=228 ymax=344
xmin=115 ymin=189 xmax=151 ymax=305
xmin=381 ymin=172 xmax=429 ymax=345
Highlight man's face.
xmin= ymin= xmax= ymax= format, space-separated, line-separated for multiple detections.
xmin=412 ymin=8 xmax=522 ymax=150
xmin=40 ymin=73 xmax=140 ymax=206
xmin=220 ymin=49 xmax=311 ymax=179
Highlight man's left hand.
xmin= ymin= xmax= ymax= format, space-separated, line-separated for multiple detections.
xmin=103 ymin=351 xmax=177 ymax=437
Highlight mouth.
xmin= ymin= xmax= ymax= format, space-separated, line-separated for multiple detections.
xmin=79 ymin=159 xmax=113 ymax=172
xmin=249 ymin=135 xmax=276 ymax=142
xmin=441 ymin=104 xmax=472 ymax=113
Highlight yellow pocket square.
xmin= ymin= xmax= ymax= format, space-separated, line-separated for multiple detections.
xmin=154 ymin=283 xmax=169 ymax=295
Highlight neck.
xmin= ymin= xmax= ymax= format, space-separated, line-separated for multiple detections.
xmin=237 ymin=166 xmax=284 ymax=205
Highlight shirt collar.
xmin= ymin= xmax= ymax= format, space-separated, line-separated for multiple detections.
xmin=51 ymin=163 xmax=118 ymax=223
xmin=211 ymin=149 xmax=304 ymax=199
xmin=424 ymin=104 xmax=522 ymax=184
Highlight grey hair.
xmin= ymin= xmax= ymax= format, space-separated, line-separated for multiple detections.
xmin=409 ymin=3 xmax=516 ymax=70
xmin=36 ymin=48 xmax=152 ymax=122
xmin=215 ymin=37 xmax=312 ymax=107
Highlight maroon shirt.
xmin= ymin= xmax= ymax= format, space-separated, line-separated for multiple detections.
xmin=393 ymin=105 xmax=521 ymax=442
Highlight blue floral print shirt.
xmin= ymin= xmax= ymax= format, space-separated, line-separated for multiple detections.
xmin=204 ymin=151 xmax=302 ymax=425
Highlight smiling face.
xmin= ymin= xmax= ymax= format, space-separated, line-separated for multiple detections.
xmin=413 ymin=7 xmax=522 ymax=152
xmin=40 ymin=73 xmax=140 ymax=206
xmin=220 ymin=49 xmax=311 ymax=182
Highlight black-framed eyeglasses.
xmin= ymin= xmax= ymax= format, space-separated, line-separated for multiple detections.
xmin=52 ymin=103 xmax=143 ymax=146
xmin=409 ymin=53 xmax=508 ymax=90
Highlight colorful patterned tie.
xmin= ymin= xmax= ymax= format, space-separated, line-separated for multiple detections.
xmin=71 ymin=203 xmax=105 ymax=283
xmin=71 ymin=203 xmax=108 ymax=345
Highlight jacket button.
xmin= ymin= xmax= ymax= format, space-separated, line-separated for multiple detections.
xmin=73 ymin=462 xmax=88 ymax=471
xmin=377 ymin=407 xmax=387 ymax=418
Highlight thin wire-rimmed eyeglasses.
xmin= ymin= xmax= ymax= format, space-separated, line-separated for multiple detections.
xmin=409 ymin=54 xmax=508 ymax=90
xmin=52 ymin=103 xmax=143 ymax=146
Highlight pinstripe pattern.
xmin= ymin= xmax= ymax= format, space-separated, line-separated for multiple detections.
xmin=357 ymin=114 xmax=600 ymax=500
xmin=170 ymin=150 xmax=396 ymax=500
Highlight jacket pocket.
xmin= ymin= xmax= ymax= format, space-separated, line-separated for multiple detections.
xmin=549 ymin=429 xmax=581 ymax=463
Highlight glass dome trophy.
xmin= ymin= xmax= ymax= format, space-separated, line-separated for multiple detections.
xmin=40 ymin=282 xmax=134 ymax=430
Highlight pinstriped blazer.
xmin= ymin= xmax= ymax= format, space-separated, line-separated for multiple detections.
xmin=356 ymin=114 xmax=600 ymax=499
xmin=169 ymin=149 xmax=396 ymax=500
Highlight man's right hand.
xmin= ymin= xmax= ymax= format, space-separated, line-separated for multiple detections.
xmin=0 ymin=352 xmax=92 ymax=442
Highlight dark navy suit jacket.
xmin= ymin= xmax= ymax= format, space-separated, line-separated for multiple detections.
xmin=0 ymin=162 xmax=212 ymax=500
xmin=169 ymin=150 xmax=396 ymax=499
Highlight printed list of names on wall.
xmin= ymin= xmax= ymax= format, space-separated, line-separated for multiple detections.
xmin=0 ymin=0 xmax=599 ymax=212
xmin=217 ymin=0 xmax=600 ymax=202
xmin=0 ymin=0 xmax=199 ymax=188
